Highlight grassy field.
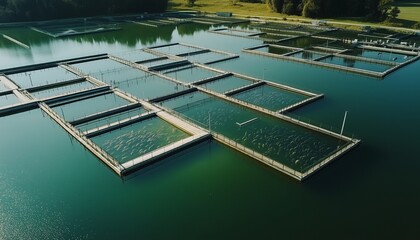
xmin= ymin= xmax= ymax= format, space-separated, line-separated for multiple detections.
xmin=168 ymin=0 xmax=420 ymax=29
xmin=168 ymin=0 xmax=278 ymax=17
xmin=396 ymin=1 xmax=420 ymax=22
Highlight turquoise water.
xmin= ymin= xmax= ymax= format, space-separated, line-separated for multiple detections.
xmin=256 ymin=45 xmax=294 ymax=55
xmin=140 ymin=57 xmax=175 ymax=67
xmin=319 ymin=56 xmax=392 ymax=72
xmin=185 ymin=51 xmax=233 ymax=64
xmin=7 ymin=66 xmax=79 ymax=89
xmin=152 ymin=44 xmax=202 ymax=55
xmin=232 ymin=84 xmax=308 ymax=111
xmin=199 ymin=76 xmax=253 ymax=93
xmin=96 ymin=66 xmax=147 ymax=86
xmin=71 ymin=58 xmax=128 ymax=77
xmin=92 ymin=116 xmax=190 ymax=163
xmin=52 ymin=93 xmax=129 ymax=121
xmin=277 ymin=37 xmax=330 ymax=48
xmin=112 ymin=50 xmax=160 ymax=63
xmin=289 ymin=51 xmax=327 ymax=60
xmin=163 ymin=65 xmax=222 ymax=83
xmin=1 ymin=21 xmax=420 ymax=239
xmin=116 ymin=72 xmax=188 ymax=100
xmin=76 ymin=107 xmax=146 ymax=132
xmin=30 ymin=81 xmax=95 ymax=99
xmin=344 ymin=49 xmax=412 ymax=63
xmin=0 ymin=93 xmax=20 ymax=108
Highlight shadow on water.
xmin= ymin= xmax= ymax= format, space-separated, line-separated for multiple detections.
xmin=177 ymin=23 xmax=212 ymax=37
xmin=122 ymin=139 xmax=214 ymax=182
xmin=66 ymin=24 xmax=175 ymax=47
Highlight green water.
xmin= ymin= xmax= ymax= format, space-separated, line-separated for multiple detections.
xmin=161 ymin=91 xmax=345 ymax=171
xmin=115 ymin=72 xmax=188 ymax=100
xmin=71 ymin=59 xmax=128 ymax=77
xmin=0 ymin=93 xmax=20 ymax=108
xmin=152 ymin=44 xmax=202 ymax=56
xmin=199 ymin=76 xmax=253 ymax=93
xmin=256 ymin=45 xmax=294 ymax=55
xmin=112 ymin=50 xmax=159 ymax=63
xmin=232 ymin=84 xmax=308 ymax=111
xmin=92 ymin=116 xmax=190 ymax=163
xmin=76 ymin=107 xmax=146 ymax=132
xmin=30 ymin=81 xmax=95 ymax=99
xmin=185 ymin=51 xmax=233 ymax=64
xmin=140 ymin=58 xmax=175 ymax=68
xmin=34 ymin=22 xmax=117 ymax=36
xmin=1 ymin=21 xmax=420 ymax=239
xmin=260 ymin=33 xmax=290 ymax=41
xmin=95 ymin=66 xmax=146 ymax=86
xmin=7 ymin=66 xmax=79 ymax=89
xmin=278 ymin=37 xmax=330 ymax=48
xmin=344 ymin=49 xmax=412 ymax=63
xmin=289 ymin=50 xmax=327 ymax=60
xmin=52 ymin=93 xmax=129 ymax=121
xmin=163 ymin=65 xmax=222 ymax=83
xmin=319 ymin=56 xmax=392 ymax=72
xmin=217 ymin=29 xmax=261 ymax=37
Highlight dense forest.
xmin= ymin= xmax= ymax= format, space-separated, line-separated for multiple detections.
xmin=0 ymin=0 xmax=168 ymax=22
xmin=264 ymin=0 xmax=399 ymax=21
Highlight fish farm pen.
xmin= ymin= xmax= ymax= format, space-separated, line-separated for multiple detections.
xmin=2 ymin=12 xmax=420 ymax=182
xmin=2 ymin=11 xmax=420 ymax=239
xmin=0 ymin=40 xmax=360 ymax=181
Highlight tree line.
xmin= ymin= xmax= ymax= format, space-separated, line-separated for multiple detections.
xmin=266 ymin=0 xmax=399 ymax=21
xmin=0 ymin=0 xmax=168 ymax=22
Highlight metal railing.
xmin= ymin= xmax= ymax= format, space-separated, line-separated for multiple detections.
xmin=39 ymin=103 xmax=123 ymax=172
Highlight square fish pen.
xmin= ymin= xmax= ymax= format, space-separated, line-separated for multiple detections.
xmin=30 ymin=19 xmax=121 ymax=38
xmin=145 ymin=42 xmax=239 ymax=65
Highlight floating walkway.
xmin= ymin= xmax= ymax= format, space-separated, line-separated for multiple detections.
xmin=69 ymin=102 xmax=142 ymax=126
xmin=224 ymin=81 xmax=265 ymax=96
xmin=30 ymin=26 xmax=121 ymax=38
xmin=2 ymin=34 xmax=30 ymax=49
xmin=84 ymin=111 xmax=157 ymax=138
xmin=0 ymin=100 xmax=38 ymax=117
xmin=144 ymin=42 xmax=240 ymax=65
xmin=149 ymin=88 xmax=197 ymax=103
xmin=110 ymin=88 xmax=212 ymax=176
xmin=39 ymin=102 xmax=124 ymax=175
xmin=0 ymin=47 xmax=362 ymax=181
xmin=0 ymin=54 xmax=108 ymax=75
xmin=243 ymin=45 xmax=386 ymax=78
xmin=0 ymin=75 xmax=19 ymax=90
xmin=42 ymin=85 xmax=111 ymax=104
xmin=126 ymin=58 xmax=361 ymax=181
xmin=191 ymin=73 xmax=233 ymax=86
xmin=26 ymin=78 xmax=87 ymax=93
xmin=121 ymin=133 xmax=210 ymax=174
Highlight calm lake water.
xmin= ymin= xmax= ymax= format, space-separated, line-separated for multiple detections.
xmin=1 ymin=21 xmax=420 ymax=239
